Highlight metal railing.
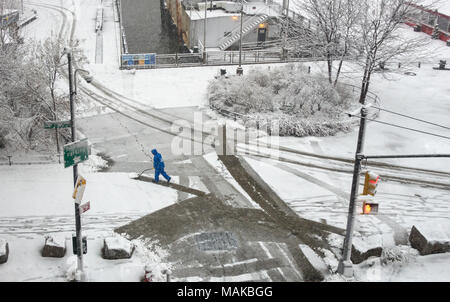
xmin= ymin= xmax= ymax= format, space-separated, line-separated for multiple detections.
xmin=119 ymin=49 xmax=360 ymax=69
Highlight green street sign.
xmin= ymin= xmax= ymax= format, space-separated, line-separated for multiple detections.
xmin=64 ymin=138 xmax=89 ymax=168
xmin=44 ymin=120 xmax=72 ymax=129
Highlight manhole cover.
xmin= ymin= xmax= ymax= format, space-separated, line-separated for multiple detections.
xmin=195 ymin=232 xmax=238 ymax=251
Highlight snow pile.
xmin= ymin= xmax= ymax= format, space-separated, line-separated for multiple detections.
xmin=381 ymin=245 xmax=418 ymax=265
xmin=130 ymin=237 xmax=173 ymax=282
xmin=299 ymin=244 xmax=330 ymax=276
xmin=80 ymin=154 xmax=108 ymax=173
xmin=64 ymin=255 xmax=79 ymax=282
xmin=352 ymin=234 xmax=383 ymax=254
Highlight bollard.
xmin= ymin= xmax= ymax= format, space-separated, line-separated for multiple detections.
xmin=162 ymin=269 xmax=172 ymax=282
xmin=7 ymin=155 xmax=12 ymax=166
xmin=222 ymin=124 xmax=227 ymax=156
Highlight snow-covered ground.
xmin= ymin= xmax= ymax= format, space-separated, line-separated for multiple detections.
xmin=3 ymin=0 xmax=449 ymax=282
xmin=0 ymin=162 xmax=178 ymax=281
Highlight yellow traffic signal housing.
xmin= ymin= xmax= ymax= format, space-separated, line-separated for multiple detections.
xmin=362 ymin=202 xmax=379 ymax=215
xmin=362 ymin=171 xmax=380 ymax=196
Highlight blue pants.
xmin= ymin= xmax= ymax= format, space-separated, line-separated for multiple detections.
xmin=155 ymin=168 xmax=170 ymax=182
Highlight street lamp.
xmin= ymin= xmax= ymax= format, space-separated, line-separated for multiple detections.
xmin=63 ymin=47 xmax=93 ymax=282
xmin=236 ymin=0 xmax=244 ymax=75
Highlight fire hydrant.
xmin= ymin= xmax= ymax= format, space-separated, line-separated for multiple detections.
xmin=143 ymin=265 xmax=155 ymax=282
xmin=143 ymin=265 xmax=171 ymax=282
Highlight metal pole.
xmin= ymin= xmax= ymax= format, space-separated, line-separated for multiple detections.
xmin=236 ymin=0 xmax=244 ymax=75
xmin=282 ymin=0 xmax=289 ymax=60
xmin=203 ymin=0 xmax=207 ymax=64
xmin=67 ymin=51 xmax=84 ymax=281
xmin=337 ymin=106 xmax=368 ymax=277
xmin=223 ymin=124 xmax=227 ymax=156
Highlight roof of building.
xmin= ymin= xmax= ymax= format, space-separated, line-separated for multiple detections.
xmin=188 ymin=3 xmax=282 ymax=21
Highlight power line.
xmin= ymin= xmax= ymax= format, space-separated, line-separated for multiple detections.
xmin=371 ymin=105 xmax=450 ymax=130
xmin=352 ymin=115 xmax=450 ymax=140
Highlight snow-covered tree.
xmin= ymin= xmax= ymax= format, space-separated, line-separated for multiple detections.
xmin=353 ymin=0 xmax=431 ymax=104
xmin=286 ymin=0 xmax=362 ymax=86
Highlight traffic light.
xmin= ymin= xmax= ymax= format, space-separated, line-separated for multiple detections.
xmin=362 ymin=171 xmax=380 ymax=196
xmin=362 ymin=201 xmax=379 ymax=215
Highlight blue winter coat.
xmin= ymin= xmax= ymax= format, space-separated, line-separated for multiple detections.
xmin=151 ymin=149 xmax=165 ymax=170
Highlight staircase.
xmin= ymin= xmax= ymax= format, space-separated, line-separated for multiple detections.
xmin=217 ymin=13 xmax=270 ymax=51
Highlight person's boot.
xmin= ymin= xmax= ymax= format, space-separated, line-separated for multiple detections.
xmin=167 ymin=177 xmax=171 ymax=183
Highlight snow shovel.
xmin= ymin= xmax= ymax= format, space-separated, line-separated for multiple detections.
xmin=129 ymin=167 xmax=154 ymax=180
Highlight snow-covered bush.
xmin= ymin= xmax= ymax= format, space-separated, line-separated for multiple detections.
xmin=381 ymin=246 xmax=418 ymax=265
xmin=208 ymin=65 xmax=354 ymax=137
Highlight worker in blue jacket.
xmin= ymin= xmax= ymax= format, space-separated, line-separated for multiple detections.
xmin=151 ymin=149 xmax=171 ymax=183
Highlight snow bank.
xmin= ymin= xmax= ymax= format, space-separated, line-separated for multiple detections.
xmin=351 ymin=235 xmax=383 ymax=264
xmin=80 ymin=154 xmax=109 ymax=173
xmin=299 ymin=244 xmax=330 ymax=275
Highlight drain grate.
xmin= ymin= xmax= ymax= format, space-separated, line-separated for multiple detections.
xmin=195 ymin=232 xmax=239 ymax=251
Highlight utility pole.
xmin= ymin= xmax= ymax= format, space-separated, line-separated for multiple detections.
xmin=337 ymin=106 xmax=368 ymax=277
xmin=236 ymin=0 xmax=244 ymax=75
xmin=66 ymin=49 xmax=84 ymax=281
xmin=203 ymin=0 xmax=207 ymax=64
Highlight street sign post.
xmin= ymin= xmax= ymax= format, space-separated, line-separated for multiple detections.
xmin=44 ymin=120 xmax=72 ymax=129
xmin=64 ymin=138 xmax=89 ymax=168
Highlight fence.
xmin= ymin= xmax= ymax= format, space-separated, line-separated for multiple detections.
xmin=120 ymin=48 xmax=347 ymax=69
xmin=0 ymin=154 xmax=63 ymax=166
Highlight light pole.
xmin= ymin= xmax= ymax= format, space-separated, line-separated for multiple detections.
xmin=203 ymin=0 xmax=207 ymax=64
xmin=64 ymin=48 xmax=93 ymax=281
xmin=236 ymin=0 xmax=244 ymax=75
